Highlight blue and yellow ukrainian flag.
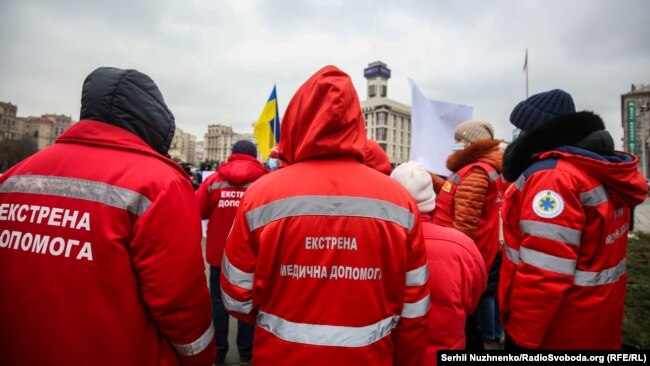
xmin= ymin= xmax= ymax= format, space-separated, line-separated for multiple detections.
xmin=254 ymin=85 xmax=281 ymax=160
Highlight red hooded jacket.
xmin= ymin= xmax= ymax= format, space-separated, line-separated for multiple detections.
xmin=0 ymin=121 xmax=215 ymax=366
xmin=220 ymin=66 xmax=430 ymax=365
xmin=421 ymin=213 xmax=486 ymax=365
xmin=499 ymin=148 xmax=647 ymax=349
xmin=196 ymin=153 xmax=267 ymax=267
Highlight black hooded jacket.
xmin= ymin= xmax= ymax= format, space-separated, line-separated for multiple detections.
xmin=80 ymin=67 xmax=175 ymax=155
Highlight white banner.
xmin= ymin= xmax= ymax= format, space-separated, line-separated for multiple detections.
xmin=408 ymin=78 xmax=473 ymax=175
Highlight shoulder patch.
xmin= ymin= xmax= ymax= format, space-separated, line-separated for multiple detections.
xmin=532 ymin=190 xmax=564 ymax=219
xmin=442 ymin=181 xmax=452 ymax=193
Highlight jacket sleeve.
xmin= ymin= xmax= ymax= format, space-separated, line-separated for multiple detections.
xmin=504 ymin=170 xmax=584 ymax=348
xmin=429 ymin=172 xmax=446 ymax=194
xmin=453 ymin=168 xmax=489 ymax=239
xmin=220 ymin=199 xmax=258 ymax=324
xmin=392 ymin=208 xmax=430 ymax=366
xmin=131 ymin=177 xmax=215 ymax=366
xmin=466 ymin=243 xmax=488 ymax=315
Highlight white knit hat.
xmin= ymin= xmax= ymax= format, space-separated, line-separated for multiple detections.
xmin=390 ymin=161 xmax=436 ymax=213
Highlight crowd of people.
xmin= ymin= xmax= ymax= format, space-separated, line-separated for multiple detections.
xmin=0 ymin=64 xmax=646 ymax=366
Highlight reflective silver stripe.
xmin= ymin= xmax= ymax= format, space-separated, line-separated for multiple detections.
xmin=514 ymin=175 xmax=526 ymax=191
xmin=405 ymin=264 xmax=429 ymax=287
xmin=520 ymin=220 xmax=581 ymax=246
xmin=221 ymin=291 xmax=253 ymax=314
xmin=257 ymin=310 xmax=399 ymax=347
xmin=575 ymin=259 xmax=626 ymax=286
xmin=504 ymin=245 xmax=520 ymax=265
xmin=172 ymin=323 xmax=215 ymax=356
xmin=401 ymin=294 xmax=430 ymax=318
xmin=221 ymin=254 xmax=254 ymax=290
xmin=488 ymin=170 xmax=500 ymax=181
xmin=0 ymin=174 xmax=150 ymax=216
xmin=245 ymin=195 xmax=414 ymax=231
xmin=208 ymin=181 xmax=250 ymax=194
xmin=580 ymin=186 xmax=609 ymax=207
xmin=519 ymin=247 xmax=576 ymax=276
xmin=448 ymin=174 xmax=461 ymax=184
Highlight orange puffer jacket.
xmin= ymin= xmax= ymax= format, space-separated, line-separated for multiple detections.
xmin=432 ymin=140 xmax=503 ymax=270
xmin=442 ymin=140 xmax=502 ymax=237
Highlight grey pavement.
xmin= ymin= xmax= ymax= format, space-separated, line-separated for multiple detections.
xmin=634 ymin=196 xmax=650 ymax=234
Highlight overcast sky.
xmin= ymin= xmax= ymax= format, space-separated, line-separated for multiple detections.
xmin=1 ymin=0 xmax=649 ymax=148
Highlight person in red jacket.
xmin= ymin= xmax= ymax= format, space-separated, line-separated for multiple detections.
xmin=220 ymin=66 xmax=430 ymax=365
xmin=431 ymin=119 xmax=503 ymax=275
xmin=0 ymin=67 xmax=215 ymax=365
xmin=364 ymin=139 xmax=392 ymax=175
xmin=500 ymin=89 xmax=648 ymax=349
xmin=196 ymin=140 xmax=267 ymax=366
xmin=391 ymin=161 xmax=486 ymax=365
xmin=266 ymin=144 xmax=284 ymax=171
xmin=430 ymin=119 xmax=503 ymax=349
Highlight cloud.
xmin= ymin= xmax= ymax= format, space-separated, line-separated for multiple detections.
xmin=1 ymin=0 xmax=649 ymax=149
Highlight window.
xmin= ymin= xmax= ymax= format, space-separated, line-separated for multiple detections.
xmin=369 ymin=85 xmax=376 ymax=97
xmin=377 ymin=127 xmax=387 ymax=141
xmin=377 ymin=112 xmax=386 ymax=126
xmin=381 ymin=85 xmax=387 ymax=97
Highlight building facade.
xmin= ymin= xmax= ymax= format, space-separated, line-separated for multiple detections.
xmin=360 ymin=61 xmax=411 ymax=166
xmin=622 ymin=84 xmax=650 ymax=179
xmin=1 ymin=102 xmax=73 ymax=151
xmin=0 ymin=102 xmax=21 ymax=140
xmin=169 ymin=127 xmax=197 ymax=165
xmin=22 ymin=114 xmax=73 ymax=150
xmin=195 ymin=141 xmax=204 ymax=165
xmin=203 ymin=124 xmax=256 ymax=165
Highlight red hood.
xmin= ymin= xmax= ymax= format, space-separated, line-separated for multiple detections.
xmin=278 ymin=66 xmax=366 ymax=164
xmin=217 ymin=153 xmax=268 ymax=185
xmin=539 ymin=150 xmax=648 ymax=207
xmin=364 ymin=140 xmax=392 ymax=175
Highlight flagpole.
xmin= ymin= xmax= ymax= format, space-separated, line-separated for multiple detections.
xmin=525 ymin=48 xmax=529 ymax=98
xmin=273 ymin=84 xmax=279 ymax=147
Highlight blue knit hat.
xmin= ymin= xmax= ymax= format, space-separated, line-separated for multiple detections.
xmin=510 ymin=89 xmax=576 ymax=131
xmin=232 ymin=140 xmax=257 ymax=158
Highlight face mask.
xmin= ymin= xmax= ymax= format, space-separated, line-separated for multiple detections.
xmin=268 ymin=158 xmax=279 ymax=170
xmin=451 ymin=143 xmax=466 ymax=151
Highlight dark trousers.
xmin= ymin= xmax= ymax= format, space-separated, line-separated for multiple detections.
xmin=465 ymin=312 xmax=485 ymax=350
xmin=504 ymin=332 xmax=528 ymax=350
xmin=210 ymin=266 xmax=254 ymax=363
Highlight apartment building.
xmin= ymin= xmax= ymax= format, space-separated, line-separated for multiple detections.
xmin=169 ymin=126 xmax=197 ymax=165
xmin=203 ymin=124 xmax=255 ymax=164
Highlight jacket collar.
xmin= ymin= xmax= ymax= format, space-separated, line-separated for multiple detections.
xmin=446 ymin=139 xmax=502 ymax=172
xmin=502 ymin=111 xmax=605 ymax=181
